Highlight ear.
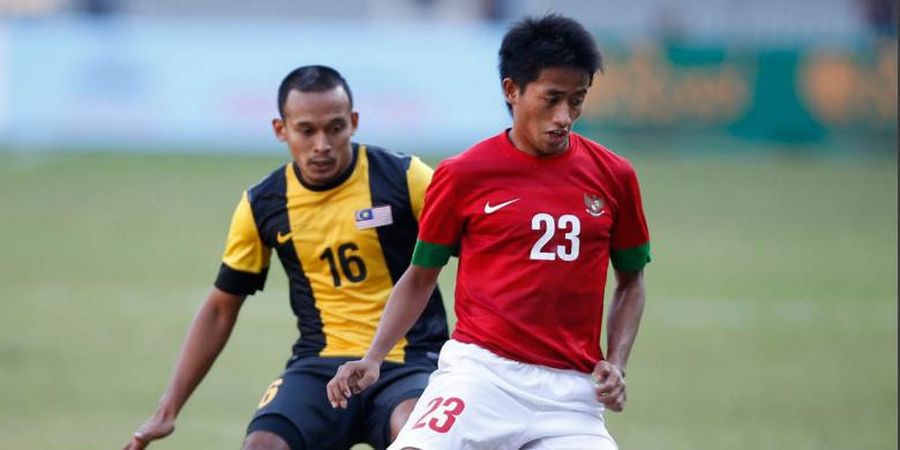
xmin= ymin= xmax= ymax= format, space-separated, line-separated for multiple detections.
xmin=272 ymin=118 xmax=286 ymax=142
xmin=502 ymin=78 xmax=519 ymax=106
xmin=350 ymin=111 xmax=359 ymax=135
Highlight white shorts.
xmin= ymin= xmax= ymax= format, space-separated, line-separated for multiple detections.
xmin=388 ymin=340 xmax=617 ymax=450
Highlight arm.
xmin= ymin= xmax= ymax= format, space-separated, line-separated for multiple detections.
xmin=606 ymin=269 xmax=646 ymax=371
xmin=364 ymin=265 xmax=441 ymax=362
xmin=125 ymin=287 xmax=245 ymax=450
xmin=326 ymin=265 xmax=441 ymax=408
xmin=593 ymin=269 xmax=646 ymax=412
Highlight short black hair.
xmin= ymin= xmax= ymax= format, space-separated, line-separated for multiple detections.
xmin=277 ymin=65 xmax=354 ymax=118
xmin=499 ymin=14 xmax=603 ymax=94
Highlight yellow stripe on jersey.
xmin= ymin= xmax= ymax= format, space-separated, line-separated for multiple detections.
xmin=284 ymin=146 xmax=408 ymax=363
xmin=222 ymin=191 xmax=271 ymax=274
xmin=406 ymin=156 xmax=434 ymax=221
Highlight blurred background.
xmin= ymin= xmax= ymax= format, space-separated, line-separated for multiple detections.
xmin=0 ymin=1 xmax=896 ymax=449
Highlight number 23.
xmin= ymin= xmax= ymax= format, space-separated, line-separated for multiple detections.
xmin=530 ymin=213 xmax=581 ymax=261
xmin=411 ymin=396 xmax=466 ymax=433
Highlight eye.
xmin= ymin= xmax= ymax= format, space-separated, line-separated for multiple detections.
xmin=545 ymin=95 xmax=560 ymax=104
xmin=329 ymin=122 xmax=346 ymax=134
xmin=570 ymin=97 xmax=585 ymax=107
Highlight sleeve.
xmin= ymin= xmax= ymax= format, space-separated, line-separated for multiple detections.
xmin=411 ymin=160 xmax=464 ymax=268
xmin=405 ymin=155 xmax=434 ymax=221
xmin=214 ymin=191 xmax=272 ymax=295
xmin=609 ymin=160 xmax=652 ymax=272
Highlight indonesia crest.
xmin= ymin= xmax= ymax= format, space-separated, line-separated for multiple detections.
xmin=584 ymin=193 xmax=605 ymax=217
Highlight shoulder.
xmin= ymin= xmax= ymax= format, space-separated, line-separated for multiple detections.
xmin=363 ymin=143 xmax=414 ymax=171
xmin=433 ymin=133 xmax=503 ymax=179
xmin=363 ymin=144 xmax=435 ymax=201
xmin=574 ymin=133 xmax=637 ymax=177
xmin=246 ymin=164 xmax=289 ymax=204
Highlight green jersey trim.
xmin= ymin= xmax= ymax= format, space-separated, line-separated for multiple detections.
xmin=610 ymin=243 xmax=652 ymax=272
xmin=411 ymin=240 xmax=452 ymax=268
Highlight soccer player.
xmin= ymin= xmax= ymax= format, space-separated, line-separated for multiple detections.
xmin=327 ymin=14 xmax=650 ymax=449
xmin=124 ymin=65 xmax=449 ymax=450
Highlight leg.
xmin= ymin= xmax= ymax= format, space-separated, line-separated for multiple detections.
xmin=386 ymin=372 xmax=527 ymax=450
xmin=242 ymin=430 xmax=293 ymax=450
xmin=248 ymin=360 xmax=360 ymax=450
xmin=522 ymin=435 xmax=617 ymax=450
xmin=362 ymin=364 xmax=434 ymax=449
xmin=389 ymin=397 xmax=419 ymax=441
xmin=244 ymin=414 xmax=303 ymax=450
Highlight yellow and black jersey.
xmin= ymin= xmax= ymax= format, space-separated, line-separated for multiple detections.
xmin=215 ymin=143 xmax=448 ymax=365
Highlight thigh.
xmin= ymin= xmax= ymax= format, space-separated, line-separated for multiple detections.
xmin=513 ymin=362 xmax=614 ymax=446
xmin=522 ymin=434 xmax=617 ymax=450
xmin=361 ymin=364 xmax=435 ymax=450
xmin=249 ymin=360 xmax=358 ymax=450
xmin=386 ymin=371 xmax=528 ymax=450
xmin=243 ymin=425 xmax=294 ymax=450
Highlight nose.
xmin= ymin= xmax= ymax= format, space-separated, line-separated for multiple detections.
xmin=552 ymin=104 xmax=573 ymax=129
xmin=312 ymin=131 xmax=331 ymax=154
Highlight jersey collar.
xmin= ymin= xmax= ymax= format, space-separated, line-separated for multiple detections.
xmin=291 ymin=143 xmax=359 ymax=192
xmin=498 ymin=129 xmax=579 ymax=165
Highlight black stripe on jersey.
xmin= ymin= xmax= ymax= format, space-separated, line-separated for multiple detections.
xmin=366 ymin=146 xmax=449 ymax=362
xmin=215 ymin=264 xmax=269 ymax=295
xmin=365 ymin=146 xmax=418 ymax=283
xmin=247 ymin=167 xmax=326 ymax=357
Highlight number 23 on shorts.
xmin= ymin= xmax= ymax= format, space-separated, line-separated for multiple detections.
xmin=411 ymin=396 xmax=466 ymax=433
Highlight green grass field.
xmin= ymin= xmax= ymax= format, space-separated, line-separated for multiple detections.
xmin=0 ymin=149 xmax=895 ymax=449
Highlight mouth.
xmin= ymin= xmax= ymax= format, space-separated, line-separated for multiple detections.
xmin=308 ymin=160 xmax=335 ymax=172
xmin=546 ymin=129 xmax=569 ymax=142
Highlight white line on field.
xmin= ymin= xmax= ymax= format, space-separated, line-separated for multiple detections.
xmin=650 ymin=298 xmax=896 ymax=330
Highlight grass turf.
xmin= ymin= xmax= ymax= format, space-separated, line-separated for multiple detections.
xmin=0 ymin=150 xmax=895 ymax=449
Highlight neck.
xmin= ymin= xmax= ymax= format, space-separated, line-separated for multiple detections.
xmin=507 ymin=127 xmax=569 ymax=158
xmin=507 ymin=126 xmax=538 ymax=156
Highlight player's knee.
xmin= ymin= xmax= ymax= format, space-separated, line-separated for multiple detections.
xmin=242 ymin=430 xmax=292 ymax=450
xmin=389 ymin=397 xmax=420 ymax=440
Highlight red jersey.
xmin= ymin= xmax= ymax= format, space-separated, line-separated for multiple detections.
xmin=411 ymin=131 xmax=651 ymax=373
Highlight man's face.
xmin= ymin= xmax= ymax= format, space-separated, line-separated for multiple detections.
xmin=504 ymin=66 xmax=591 ymax=157
xmin=273 ymin=87 xmax=358 ymax=186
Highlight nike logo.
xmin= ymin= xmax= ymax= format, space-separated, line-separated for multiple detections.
xmin=484 ymin=198 xmax=520 ymax=214
xmin=276 ymin=231 xmax=293 ymax=245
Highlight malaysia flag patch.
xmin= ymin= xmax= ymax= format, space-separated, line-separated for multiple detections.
xmin=355 ymin=205 xmax=393 ymax=229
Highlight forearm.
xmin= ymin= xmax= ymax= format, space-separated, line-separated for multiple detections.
xmin=605 ymin=271 xmax=646 ymax=371
xmin=156 ymin=290 xmax=241 ymax=417
xmin=364 ymin=266 xmax=439 ymax=362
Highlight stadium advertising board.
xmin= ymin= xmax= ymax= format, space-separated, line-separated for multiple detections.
xmin=0 ymin=19 xmax=895 ymax=152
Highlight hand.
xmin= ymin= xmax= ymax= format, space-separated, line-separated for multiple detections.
xmin=592 ymin=360 xmax=626 ymax=412
xmin=122 ymin=411 xmax=175 ymax=450
xmin=326 ymin=358 xmax=381 ymax=409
